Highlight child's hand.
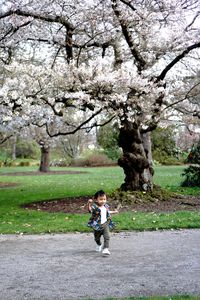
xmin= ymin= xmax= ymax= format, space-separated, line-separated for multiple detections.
xmin=110 ymin=209 xmax=119 ymax=214
xmin=87 ymin=199 xmax=93 ymax=213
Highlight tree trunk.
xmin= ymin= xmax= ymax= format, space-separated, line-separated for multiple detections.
xmin=141 ymin=132 xmax=154 ymax=190
xmin=12 ymin=136 xmax=17 ymax=160
xmin=39 ymin=146 xmax=50 ymax=172
xmin=118 ymin=121 xmax=153 ymax=191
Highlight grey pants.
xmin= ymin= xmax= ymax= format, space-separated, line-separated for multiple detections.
xmin=94 ymin=223 xmax=110 ymax=249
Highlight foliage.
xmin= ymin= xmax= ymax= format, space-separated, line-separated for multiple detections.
xmin=151 ymin=127 xmax=180 ymax=165
xmin=71 ymin=152 xmax=115 ymax=167
xmin=18 ymin=161 xmax=31 ymax=166
xmin=186 ymin=140 xmax=200 ymax=164
xmin=152 ymin=127 xmax=176 ymax=156
xmin=181 ymin=140 xmax=200 ymax=187
xmin=50 ymin=158 xmax=71 ymax=167
xmin=15 ymin=138 xmax=40 ymax=159
xmin=0 ymin=136 xmax=40 ymax=162
xmin=181 ymin=166 xmax=200 ymax=187
xmin=97 ymin=122 xmax=121 ymax=161
xmin=152 ymin=149 xmax=181 ymax=165
xmin=104 ymin=148 xmax=121 ymax=161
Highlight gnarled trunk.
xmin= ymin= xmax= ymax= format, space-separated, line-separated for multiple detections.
xmin=118 ymin=121 xmax=153 ymax=191
xmin=39 ymin=145 xmax=50 ymax=172
xmin=141 ymin=132 xmax=154 ymax=190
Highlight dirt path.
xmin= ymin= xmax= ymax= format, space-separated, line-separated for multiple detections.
xmin=0 ymin=229 xmax=200 ymax=299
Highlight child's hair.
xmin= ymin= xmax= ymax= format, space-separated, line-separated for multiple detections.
xmin=94 ymin=190 xmax=106 ymax=199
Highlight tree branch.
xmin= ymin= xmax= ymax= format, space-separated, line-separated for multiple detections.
xmin=0 ymin=134 xmax=13 ymax=144
xmin=0 ymin=9 xmax=75 ymax=63
xmin=111 ymin=0 xmax=146 ymax=73
xmin=157 ymin=42 xmax=200 ymax=82
xmin=0 ymin=9 xmax=74 ymax=28
xmin=45 ymin=108 xmax=103 ymax=137
xmin=118 ymin=0 xmax=136 ymax=11
xmin=85 ymin=114 xmax=116 ymax=133
xmin=162 ymin=82 xmax=200 ymax=112
xmin=0 ymin=20 xmax=32 ymax=42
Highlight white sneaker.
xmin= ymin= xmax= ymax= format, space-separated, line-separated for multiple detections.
xmin=96 ymin=245 xmax=102 ymax=252
xmin=102 ymin=248 xmax=110 ymax=255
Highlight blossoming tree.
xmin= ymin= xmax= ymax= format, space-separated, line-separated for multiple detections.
xmin=0 ymin=0 xmax=200 ymax=190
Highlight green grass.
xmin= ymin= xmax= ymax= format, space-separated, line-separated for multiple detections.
xmin=153 ymin=165 xmax=200 ymax=196
xmin=0 ymin=165 xmax=199 ymax=234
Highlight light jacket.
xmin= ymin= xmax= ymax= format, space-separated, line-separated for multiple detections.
xmin=87 ymin=202 xmax=115 ymax=231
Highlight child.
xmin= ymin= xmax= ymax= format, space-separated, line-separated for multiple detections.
xmin=87 ymin=190 xmax=118 ymax=255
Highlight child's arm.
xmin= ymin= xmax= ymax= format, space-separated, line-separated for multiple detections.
xmin=109 ymin=210 xmax=119 ymax=214
xmin=87 ymin=199 xmax=93 ymax=213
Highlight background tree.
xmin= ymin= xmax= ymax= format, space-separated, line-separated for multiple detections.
xmin=175 ymin=125 xmax=200 ymax=153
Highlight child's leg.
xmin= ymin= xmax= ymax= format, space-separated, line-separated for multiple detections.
xmin=94 ymin=230 xmax=102 ymax=245
xmin=102 ymin=225 xmax=110 ymax=249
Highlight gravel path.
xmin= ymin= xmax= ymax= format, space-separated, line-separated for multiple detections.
xmin=0 ymin=229 xmax=200 ymax=300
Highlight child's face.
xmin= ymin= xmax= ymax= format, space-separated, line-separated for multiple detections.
xmin=96 ymin=194 xmax=107 ymax=207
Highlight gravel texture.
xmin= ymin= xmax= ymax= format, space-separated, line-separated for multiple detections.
xmin=0 ymin=229 xmax=200 ymax=299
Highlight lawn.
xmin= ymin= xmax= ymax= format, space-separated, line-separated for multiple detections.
xmin=0 ymin=165 xmax=199 ymax=234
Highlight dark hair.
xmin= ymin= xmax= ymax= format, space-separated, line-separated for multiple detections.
xmin=94 ymin=190 xmax=106 ymax=199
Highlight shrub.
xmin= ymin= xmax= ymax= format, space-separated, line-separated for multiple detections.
xmin=50 ymin=158 xmax=71 ymax=167
xmin=152 ymin=149 xmax=181 ymax=165
xmin=152 ymin=126 xmax=176 ymax=155
xmin=151 ymin=126 xmax=185 ymax=165
xmin=19 ymin=161 xmax=31 ymax=167
xmin=16 ymin=139 xmax=40 ymax=159
xmin=181 ymin=165 xmax=200 ymax=187
xmin=181 ymin=140 xmax=200 ymax=187
xmin=71 ymin=153 xmax=116 ymax=167
xmin=186 ymin=141 xmax=200 ymax=164
xmin=4 ymin=159 xmax=18 ymax=167
xmin=104 ymin=148 xmax=122 ymax=161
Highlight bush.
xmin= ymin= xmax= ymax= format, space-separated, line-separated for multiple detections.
xmin=181 ymin=140 xmax=200 ymax=187
xmin=178 ymin=151 xmax=189 ymax=164
xmin=181 ymin=165 xmax=200 ymax=187
xmin=50 ymin=158 xmax=71 ymax=167
xmin=151 ymin=126 xmax=185 ymax=165
xmin=4 ymin=159 xmax=18 ymax=167
xmin=16 ymin=139 xmax=40 ymax=159
xmin=186 ymin=141 xmax=200 ymax=164
xmin=19 ymin=161 xmax=31 ymax=167
xmin=104 ymin=148 xmax=121 ymax=161
xmin=71 ymin=153 xmax=116 ymax=167
xmin=152 ymin=149 xmax=181 ymax=165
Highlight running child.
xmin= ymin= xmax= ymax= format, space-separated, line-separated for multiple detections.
xmin=87 ymin=190 xmax=118 ymax=255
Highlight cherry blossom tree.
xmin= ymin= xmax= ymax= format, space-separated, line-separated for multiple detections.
xmin=0 ymin=0 xmax=200 ymax=190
